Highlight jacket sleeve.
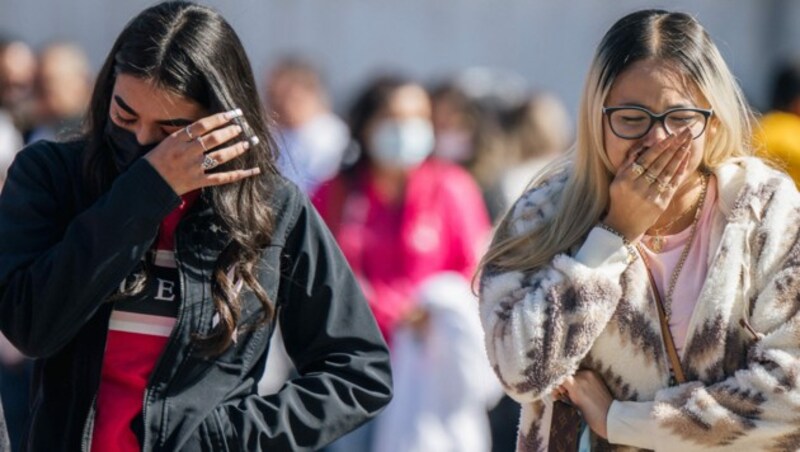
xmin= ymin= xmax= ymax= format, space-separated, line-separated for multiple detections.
xmin=218 ymin=194 xmax=393 ymax=451
xmin=0 ymin=144 xmax=180 ymax=357
xmin=607 ymin=177 xmax=800 ymax=451
xmin=479 ymin=177 xmax=632 ymax=404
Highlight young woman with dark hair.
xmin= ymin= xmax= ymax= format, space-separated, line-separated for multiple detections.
xmin=0 ymin=2 xmax=391 ymax=451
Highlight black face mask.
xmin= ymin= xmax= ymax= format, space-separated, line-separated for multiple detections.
xmin=104 ymin=120 xmax=159 ymax=172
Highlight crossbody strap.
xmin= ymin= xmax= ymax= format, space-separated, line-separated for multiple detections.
xmin=637 ymin=246 xmax=687 ymax=385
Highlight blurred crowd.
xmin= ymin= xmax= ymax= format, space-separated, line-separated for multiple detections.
xmin=1 ymin=33 xmax=800 ymax=452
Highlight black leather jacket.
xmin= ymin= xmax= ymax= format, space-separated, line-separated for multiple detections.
xmin=0 ymin=140 xmax=392 ymax=451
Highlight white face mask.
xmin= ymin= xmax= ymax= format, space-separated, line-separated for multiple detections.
xmin=434 ymin=129 xmax=473 ymax=163
xmin=369 ymin=118 xmax=435 ymax=169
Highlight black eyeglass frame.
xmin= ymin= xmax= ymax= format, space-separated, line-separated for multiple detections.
xmin=602 ymin=106 xmax=714 ymax=140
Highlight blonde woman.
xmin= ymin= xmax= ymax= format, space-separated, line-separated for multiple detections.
xmin=479 ymin=9 xmax=800 ymax=451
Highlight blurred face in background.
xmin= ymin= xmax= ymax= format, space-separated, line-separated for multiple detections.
xmin=265 ymin=65 xmax=325 ymax=129
xmin=431 ymin=90 xmax=474 ymax=163
xmin=35 ymin=43 xmax=93 ymax=122
xmin=366 ymin=84 xmax=435 ymax=171
xmin=0 ymin=41 xmax=36 ymax=109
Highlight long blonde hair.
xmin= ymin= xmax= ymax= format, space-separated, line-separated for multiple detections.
xmin=480 ymin=10 xmax=754 ymax=274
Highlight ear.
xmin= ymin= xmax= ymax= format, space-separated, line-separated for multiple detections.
xmin=706 ymin=115 xmax=719 ymax=139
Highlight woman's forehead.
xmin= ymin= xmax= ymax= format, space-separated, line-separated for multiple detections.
xmin=111 ymin=73 xmax=206 ymax=119
xmin=606 ymin=59 xmax=708 ymax=109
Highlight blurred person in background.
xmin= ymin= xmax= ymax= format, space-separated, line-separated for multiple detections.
xmin=27 ymin=42 xmax=93 ymax=143
xmin=314 ymin=75 xmax=492 ymax=452
xmin=497 ymin=92 xmax=572 ymax=207
xmin=0 ymin=35 xmax=29 ymax=452
xmin=0 ymin=36 xmax=31 ymax=181
xmin=264 ymin=56 xmax=350 ymax=194
xmin=0 ymin=38 xmax=37 ymax=146
xmin=260 ymin=57 xmax=352 ymax=397
xmin=0 ymin=2 xmax=391 ymax=451
xmin=372 ymin=273 xmax=501 ymax=452
xmin=0 ymin=37 xmax=36 ymax=115
xmin=0 ymin=107 xmax=22 ymax=186
xmin=481 ymin=9 xmax=800 ymax=450
xmin=430 ymin=72 xmax=528 ymax=222
xmin=430 ymin=82 xmax=478 ymax=166
xmin=754 ymin=58 xmax=800 ymax=187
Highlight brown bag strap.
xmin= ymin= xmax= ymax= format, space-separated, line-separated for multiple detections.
xmin=548 ymin=400 xmax=582 ymax=452
xmin=637 ymin=246 xmax=687 ymax=385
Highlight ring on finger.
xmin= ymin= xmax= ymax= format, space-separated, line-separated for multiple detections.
xmin=644 ymin=172 xmax=658 ymax=184
xmin=201 ymin=154 xmax=218 ymax=170
xmin=196 ymin=137 xmax=209 ymax=152
xmin=656 ymin=179 xmax=671 ymax=192
xmin=183 ymin=125 xmax=195 ymax=141
xmin=631 ymin=162 xmax=646 ymax=176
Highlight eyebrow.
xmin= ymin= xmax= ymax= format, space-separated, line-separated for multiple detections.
xmin=113 ymin=95 xmax=194 ymax=127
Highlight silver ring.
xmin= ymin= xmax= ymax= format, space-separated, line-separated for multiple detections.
xmin=656 ymin=180 xmax=671 ymax=192
xmin=184 ymin=125 xmax=195 ymax=141
xmin=644 ymin=172 xmax=658 ymax=184
xmin=201 ymin=154 xmax=218 ymax=170
xmin=196 ymin=137 xmax=209 ymax=152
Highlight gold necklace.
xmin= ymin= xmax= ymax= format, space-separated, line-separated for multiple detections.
xmin=646 ymin=176 xmax=704 ymax=253
xmin=658 ymin=173 xmax=709 ymax=320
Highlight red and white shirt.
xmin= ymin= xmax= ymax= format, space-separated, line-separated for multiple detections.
xmin=91 ymin=191 xmax=198 ymax=452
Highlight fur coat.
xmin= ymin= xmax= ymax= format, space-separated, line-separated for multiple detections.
xmin=479 ymin=157 xmax=800 ymax=451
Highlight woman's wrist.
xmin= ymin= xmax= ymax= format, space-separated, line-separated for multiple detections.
xmin=597 ymin=222 xmax=638 ymax=264
xmin=598 ymin=215 xmax=640 ymax=242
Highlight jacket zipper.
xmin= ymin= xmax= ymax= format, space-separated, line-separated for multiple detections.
xmin=142 ymin=230 xmax=189 ymax=451
xmin=80 ymin=393 xmax=98 ymax=452
xmin=82 ymin=323 xmax=112 ymax=452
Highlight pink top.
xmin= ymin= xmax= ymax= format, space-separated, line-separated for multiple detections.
xmin=640 ymin=177 xmax=718 ymax=354
xmin=313 ymin=159 xmax=491 ymax=344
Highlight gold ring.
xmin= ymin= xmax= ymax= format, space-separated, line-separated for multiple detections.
xmin=201 ymin=154 xmax=218 ymax=170
xmin=631 ymin=162 xmax=646 ymax=176
xmin=644 ymin=172 xmax=658 ymax=184
xmin=196 ymin=137 xmax=209 ymax=152
xmin=184 ymin=125 xmax=195 ymax=141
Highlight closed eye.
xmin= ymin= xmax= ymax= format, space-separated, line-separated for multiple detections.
xmin=113 ymin=111 xmax=136 ymax=125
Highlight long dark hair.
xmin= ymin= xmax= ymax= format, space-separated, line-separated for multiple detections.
xmin=84 ymin=1 xmax=279 ymax=355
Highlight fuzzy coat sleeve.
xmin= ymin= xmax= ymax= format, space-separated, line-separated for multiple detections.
xmin=610 ymin=172 xmax=800 ymax=451
xmin=479 ymin=175 xmax=632 ymax=403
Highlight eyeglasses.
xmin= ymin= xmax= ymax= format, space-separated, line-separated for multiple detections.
xmin=602 ymin=106 xmax=713 ymax=140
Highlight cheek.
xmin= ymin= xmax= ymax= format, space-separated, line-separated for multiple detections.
xmin=687 ymin=139 xmax=706 ymax=170
xmin=603 ymin=127 xmax=628 ymax=171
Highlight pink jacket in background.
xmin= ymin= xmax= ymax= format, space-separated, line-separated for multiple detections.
xmin=313 ymin=159 xmax=491 ymax=343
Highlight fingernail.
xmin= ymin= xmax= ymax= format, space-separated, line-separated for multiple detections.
xmin=242 ymin=140 xmax=251 ymax=149
xmin=226 ymin=108 xmax=243 ymax=119
xmin=234 ymin=125 xmax=243 ymax=134
xmin=250 ymin=136 xmax=260 ymax=145
xmin=250 ymin=167 xmax=261 ymax=175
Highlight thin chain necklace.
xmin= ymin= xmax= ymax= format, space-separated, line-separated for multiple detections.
xmin=645 ymin=175 xmax=703 ymax=253
xmin=649 ymin=172 xmax=709 ymax=320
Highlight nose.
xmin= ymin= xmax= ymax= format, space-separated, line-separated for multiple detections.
xmin=642 ymin=118 xmax=670 ymax=147
xmin=134 ymin=126 xmax=162 ymax=147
